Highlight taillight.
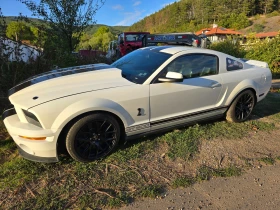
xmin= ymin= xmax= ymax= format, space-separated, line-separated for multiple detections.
xmin=195 ymin=39 xmax=200 ymax=45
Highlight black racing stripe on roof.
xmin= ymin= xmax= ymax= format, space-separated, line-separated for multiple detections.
xmin=8 ymin=64 xmax=112 ymax=96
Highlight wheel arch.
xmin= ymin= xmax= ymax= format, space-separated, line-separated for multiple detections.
xmin=225 ymin=80 xmax=258 ymax=107
xmin=229 ymin=87 xmax=257 ymax=106
xmin=57 ymin=110 xmax=126 ymax=155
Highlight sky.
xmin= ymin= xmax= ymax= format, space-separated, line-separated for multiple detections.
xmin=0 ymin=0 xmax=176 ymax=26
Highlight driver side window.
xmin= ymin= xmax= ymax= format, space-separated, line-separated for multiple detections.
xmin=164 ymin=54 xmax=218 ymax=79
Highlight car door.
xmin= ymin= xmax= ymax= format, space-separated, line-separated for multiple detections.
xmin=149 ymin=53 xmax=225 ymax=130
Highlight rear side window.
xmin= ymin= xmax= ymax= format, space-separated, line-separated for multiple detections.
xmin=227 ymin=58 xmax=243 ymax=71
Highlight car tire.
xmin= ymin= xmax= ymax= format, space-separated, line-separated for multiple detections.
xmin=226 ymin=90 xmax=255 ymax=123
xmin=66 ymin=113 xmax=120 ymax=162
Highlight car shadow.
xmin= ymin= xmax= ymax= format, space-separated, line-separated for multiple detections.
xmin=252 ymin=92 xmax=280 ymax=119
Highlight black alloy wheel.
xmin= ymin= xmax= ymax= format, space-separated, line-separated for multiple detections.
xmin=226 ymin=90 xmax=256 ymax=123
xmin=235 ymin=93 xmax=254 ymax=120
xmin=66 ymin=114 xmax=120 ymax=162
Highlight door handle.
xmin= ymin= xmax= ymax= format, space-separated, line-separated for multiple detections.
xmin=210 ymin=82 xmax=222 ymax=88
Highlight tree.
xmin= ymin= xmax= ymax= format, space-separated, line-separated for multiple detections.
xmin=77 ymin=26 xmax=115 ymax=51
xmin=6 ymin=21 xmax=33 ymax=41
xmin=19 ymin=0 xmax=105 ymax=52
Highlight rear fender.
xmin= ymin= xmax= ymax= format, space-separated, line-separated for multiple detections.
xmin=225 ymin=79 xmax=258 ymax=106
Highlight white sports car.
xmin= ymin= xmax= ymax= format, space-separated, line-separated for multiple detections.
xmin=3 ymin=46 xmax=272 ymax=162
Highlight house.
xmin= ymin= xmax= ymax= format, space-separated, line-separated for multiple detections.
xmin=255 ymin=32 xmax=279 ymax=39
xmin=196 ymin=25 xmax=242 ymax=42
xmin=0 ymin=37 xmax=41 ymax=63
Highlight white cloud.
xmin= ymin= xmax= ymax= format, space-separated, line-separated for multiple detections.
xmin=112 ymin=4 xmax=124 ymax=10
xmin=115 ymin=10 xmax=144 ymax=26
xmin=133 ymin=1 xmax=141 ymax=6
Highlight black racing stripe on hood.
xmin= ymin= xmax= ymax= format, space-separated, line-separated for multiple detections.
xmin=8 ymin=64 xmax=113 ymax=96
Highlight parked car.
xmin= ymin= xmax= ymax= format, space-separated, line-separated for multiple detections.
xmin=3 ymin=46 xmax=272 ymax=163
xmin=117 ymin=32 xmax=150 ymax=57
xmin=143 ymin=33 xmax=201 ymax=47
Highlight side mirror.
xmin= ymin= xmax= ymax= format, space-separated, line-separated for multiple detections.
xmin=158 ymin=72 xmax=183 ymax=83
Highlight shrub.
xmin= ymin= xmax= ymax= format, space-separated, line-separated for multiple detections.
xmin=209 ymin=39 xmax=246 ymax=58
xmin=245 ymin=35 xmax=280 ymax=76
xmin=266 ymin=11 xmax=280 ymax=18
xmin=253 ymin=24 xmax=265 ymax=33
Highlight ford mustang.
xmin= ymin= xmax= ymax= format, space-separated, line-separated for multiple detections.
xmin=2 ymin=46 xmax=272 ymax=162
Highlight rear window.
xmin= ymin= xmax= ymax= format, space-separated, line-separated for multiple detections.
xmin=227 ymin=58 xmax=243 ymax=71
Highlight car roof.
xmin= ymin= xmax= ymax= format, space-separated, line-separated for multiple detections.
xmin=141 ymin=46 xmax=220 ymax=55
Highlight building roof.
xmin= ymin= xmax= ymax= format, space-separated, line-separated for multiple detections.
xmin=255 ymin=32 xmax=279 ymax=38
xmin=196 ymin=27 xmax=242 ymax=36
xmin=195 ymin=28 xmax=211 ymax=36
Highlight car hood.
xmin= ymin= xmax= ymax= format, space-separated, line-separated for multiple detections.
xmin=9 ymin=64 xmax=135 ymax=109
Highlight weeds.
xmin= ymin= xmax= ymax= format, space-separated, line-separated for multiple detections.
xmin=172 ymin=177 xmax=194 ymax=188
xmin=259 ymin=157 xmax=275 ymax=165
xmin=197 ymin=165 xmax=242 ymax=181
xmin=139 ymin=185 xmax=163 ymax=198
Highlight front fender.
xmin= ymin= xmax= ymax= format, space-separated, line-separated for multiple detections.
xmin=51 ymin=98 xmax=134 ymax=129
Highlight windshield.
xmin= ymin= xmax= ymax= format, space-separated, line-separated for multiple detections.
xmin=111 ymin=49 xmax=172 ymax=84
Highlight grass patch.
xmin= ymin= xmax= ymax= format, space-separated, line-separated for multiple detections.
xmin=253 ymin=93 xmax=280 ymax=122
xmin=139 ymin=185 xmax=163 ymax=198
xmin=107 ymin=143 xmax=144 ymax=163
xmin=164 ymin=119 xmax=275 ymax=160
xmin=17 ymin=186 xmax=69 ymax=210
xmin=259 ymin=157 xmax=275 ymax=165
xmin=0 ymin=158 xmax=54 ymax=189
xmin=165 ymin=125 xmax=201 ymax=160
xmin=197 ymin=165 xmax=242 ymax=181
xmin=0 ymin=119 xmax=10 ymax=141
xmin=0 ymin=139 xmax=17 ymax=156
xmin=172 ymin=177 xmax=194 ymax=188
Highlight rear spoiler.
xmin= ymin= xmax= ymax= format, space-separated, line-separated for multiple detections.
xmin=241 ymin=59 xmax=269 ymax=68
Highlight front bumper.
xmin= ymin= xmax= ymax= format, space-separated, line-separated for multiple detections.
xmin=18 ymin=146 xmax=58 ymax=162
xmin=3 ymin=113 xmax=60 ymax=163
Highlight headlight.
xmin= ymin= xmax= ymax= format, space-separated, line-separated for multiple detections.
xmin=22 ymin=110 xmax=42 ymax=128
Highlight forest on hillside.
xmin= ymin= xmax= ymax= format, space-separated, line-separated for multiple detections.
xmin=127 ymin=0 xmax=280 ymax=33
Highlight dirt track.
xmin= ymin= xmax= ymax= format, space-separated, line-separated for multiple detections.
xmin=122 ymin=163 xmax=280 ymax=210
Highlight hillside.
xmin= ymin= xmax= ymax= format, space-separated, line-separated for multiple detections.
xmin=240 ymin=15 xmax=280 ymax=34
xmin=127 ymin=0 xmax=280 ymax=34
xmin=4 ymin=16 xmax=128 ymax=36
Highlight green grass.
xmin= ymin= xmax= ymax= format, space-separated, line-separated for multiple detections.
xmin=196 ymin=165 xmax=242 ymax=181
xmin=139 ymin=185 xmax=163 ymax=198
xmin=0 ymin=158 xmax=54 ymax=189
xmin=172 ymin=177 xmax=194 ymax=188
xmin=164 ymin=125 xmax=202 ymax=160
xmin=164 ymin=119 xmax=275 ymax=160
xmin=259 ymin=157 xmax=275 ymax=165
xmin=0 ymin=139 xmax=17 ymax=156
xmin=253 ymin=93 xmax=280 ymax=122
